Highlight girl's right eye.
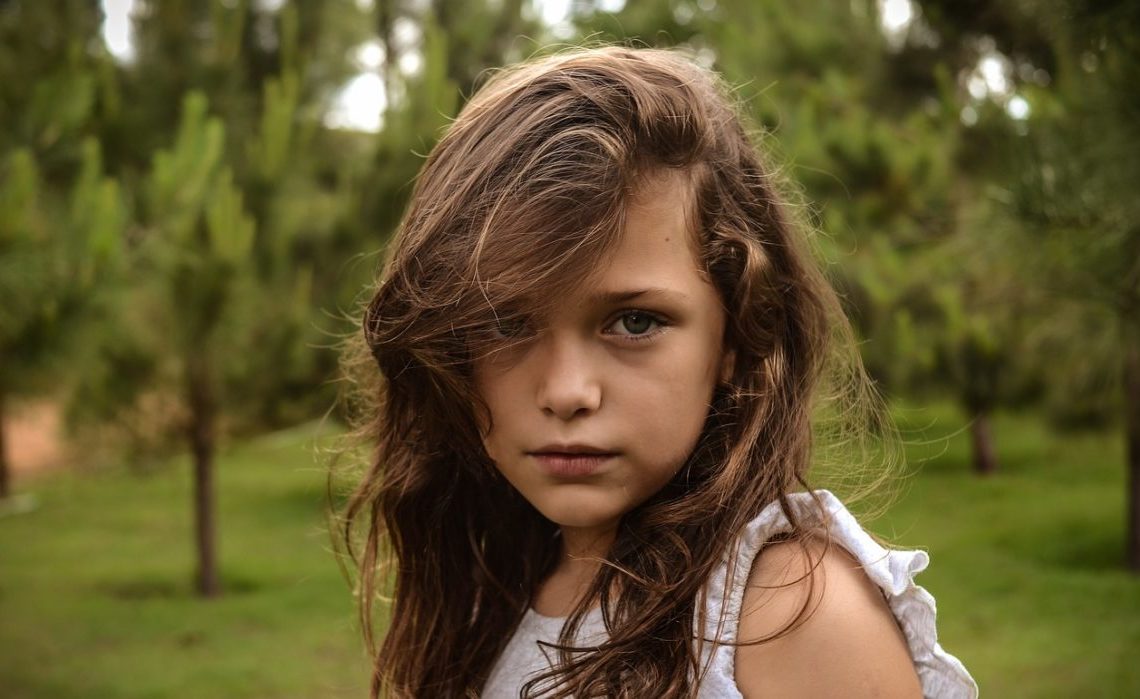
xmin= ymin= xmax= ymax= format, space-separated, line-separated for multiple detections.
xmin=491 ymin=314 xmax=532 ymax=339
xmin=602 ymin=310 xmax=667 ymax=340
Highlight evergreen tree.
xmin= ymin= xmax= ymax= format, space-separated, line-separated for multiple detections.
xmin=0 ymin=1 xmax=125 ymax=500
xmin=1007 ymin=0 xmax=1140 ymax=569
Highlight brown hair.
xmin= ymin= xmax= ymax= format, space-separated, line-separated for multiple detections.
xmin=334 ymin=45 xmax=891 ymax=698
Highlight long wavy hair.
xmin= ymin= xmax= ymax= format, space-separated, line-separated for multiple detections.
xmin=333 ymin=45 xmax=893 ymax=698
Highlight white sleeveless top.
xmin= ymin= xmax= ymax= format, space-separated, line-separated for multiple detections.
xmin=483 ymin=490 xmax=978 ymax=698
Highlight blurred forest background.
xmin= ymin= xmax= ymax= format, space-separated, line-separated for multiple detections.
xmin=1 ymin=0 xmax=1138 ymax=696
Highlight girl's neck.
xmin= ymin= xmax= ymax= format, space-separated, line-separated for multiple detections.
xmin=531 ymin=523 xmax=617 ymax=618
xmin=559 ymin=522 xmax=618 ymax=563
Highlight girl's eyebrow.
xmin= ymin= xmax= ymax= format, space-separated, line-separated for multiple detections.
xmin=588 ymin=287 xmax=689 ymax=304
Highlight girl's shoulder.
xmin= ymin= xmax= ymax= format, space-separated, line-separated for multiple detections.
xmin=695 ymin=490 xmax=979 ymax=699
xmin=734 ymin=528 xmax=924 ymax=696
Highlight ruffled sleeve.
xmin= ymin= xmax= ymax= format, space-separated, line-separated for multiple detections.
xmin=694 ymin=490 xmax=978 ymax=699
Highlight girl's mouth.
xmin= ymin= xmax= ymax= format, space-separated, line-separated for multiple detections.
xmin=529 ymin=448 xmax=616 ymax=478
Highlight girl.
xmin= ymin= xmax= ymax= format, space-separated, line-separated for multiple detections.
xmin=337 ymin=46 xmax=978 ymax=698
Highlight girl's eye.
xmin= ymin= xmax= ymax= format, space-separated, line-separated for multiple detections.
xmin=491 ymin=315 xmax=532 ymax=339
xmin=604 ymin=311 xmax=664 ymax=339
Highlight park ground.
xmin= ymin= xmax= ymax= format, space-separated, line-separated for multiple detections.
xmin=0 ymin=403 xmax=1138 ymax=697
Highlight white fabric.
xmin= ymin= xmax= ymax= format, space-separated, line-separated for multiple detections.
xmin=483 ymin=490 xmax=978 ymax=698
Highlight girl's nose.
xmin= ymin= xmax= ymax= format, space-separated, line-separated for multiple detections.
xmin=534 ymin=335 xmax=602 ymax=421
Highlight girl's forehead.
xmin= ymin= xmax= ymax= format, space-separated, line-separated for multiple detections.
xmin=504 ymin=185 xmax=710 ymax=317
xmin=470 ymin=170 xmax=706 ymax=314
xmin=514 ymin=285 xmax=695 ymax=318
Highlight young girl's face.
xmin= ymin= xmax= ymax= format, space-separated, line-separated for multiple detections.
xmin=473 ymin=173 xmax=733 ymax=538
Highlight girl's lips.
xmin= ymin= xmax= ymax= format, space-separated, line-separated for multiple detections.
xmin=531 ymin=452 xmax=615 ymax=478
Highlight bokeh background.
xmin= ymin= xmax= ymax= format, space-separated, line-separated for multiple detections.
xmin=2 ymin=0 xmax=1138 ymax=696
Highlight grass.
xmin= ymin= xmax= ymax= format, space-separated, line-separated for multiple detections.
xmin=871 ymin=402 xmax=1140 ymax=698
xmin=0 ymin=422 xmax=371 ymax=699
xmin=1 ymin=406 xmax=1138 ymax=697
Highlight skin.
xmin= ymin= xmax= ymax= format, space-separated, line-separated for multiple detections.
xmin=734 ymin=537 xmax=924 ymax=697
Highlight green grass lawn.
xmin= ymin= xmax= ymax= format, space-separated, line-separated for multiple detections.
xmin=0 ymin=422 xmax=371 ymax=699
xmin=873 ymin=403 xmax=1140 ymax=698
xmin=1 ymin=407 xmax=1138 ymax=697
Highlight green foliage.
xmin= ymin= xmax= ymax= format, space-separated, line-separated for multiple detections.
xmin=0 ymin=150 xmax=51 ymax=384
xmin=0 ymin=149 xmax=43 ymax=246
xmin=998 ymin=0 xmax=1140 ymax=426
xmin=147 ymin=93 xmax=227 ymax=247
xmin=64 ymin=0 xmax=371 ymax=443
xmin=250 ymin=73 xmax=300 ymax=184
xmin=141 ymin=92 xmax=254 ymax=354
xmin=71 ymin=139 xmax=127 ymax=274
xmin=206 ymin=169 xmax=257 ymax=267
xmin=361 ymin=13 xmax=459 ymax=239
xmin=25 ymin=67 xmax=97 ymax=151
xmin=1014 ymin=4 xmax=1140 ymax=309
xmin=1 ymin=22 xmax=101 ymax=157
xmin=0 ymin=0 xmax=1132 ymax=452
xmin=0 ymin=142 xmax=124 ymax=396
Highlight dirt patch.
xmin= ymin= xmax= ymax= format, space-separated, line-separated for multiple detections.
xmin=4 ymin=400 xmax=67 ymax=477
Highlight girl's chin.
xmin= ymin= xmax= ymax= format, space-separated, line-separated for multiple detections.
xmin=539 ymin=504 xmax=624 ymax=532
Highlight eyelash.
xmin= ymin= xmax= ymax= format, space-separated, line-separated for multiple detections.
xmin=602 ymin=309 xmax=669 ymax=342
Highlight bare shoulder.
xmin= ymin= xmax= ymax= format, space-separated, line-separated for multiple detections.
xmin=733 ymin=534 xmax=923 ymax=698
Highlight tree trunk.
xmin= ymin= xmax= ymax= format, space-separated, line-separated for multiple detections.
xmin=376 ymin=0 xmax=396 ymax=104
xmin=0 ymin=386 xmax=9 ymax=500
xmin=1125 ymin=337 xmax=1140 ymax=572
xmin=971 ymin=410 xmax=999 ymax=476
xmin=186 ymin=355 xmax=220 ymax=597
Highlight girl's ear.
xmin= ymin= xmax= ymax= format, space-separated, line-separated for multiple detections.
xmin=719 ymin=348 xmax=736 ymax=385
